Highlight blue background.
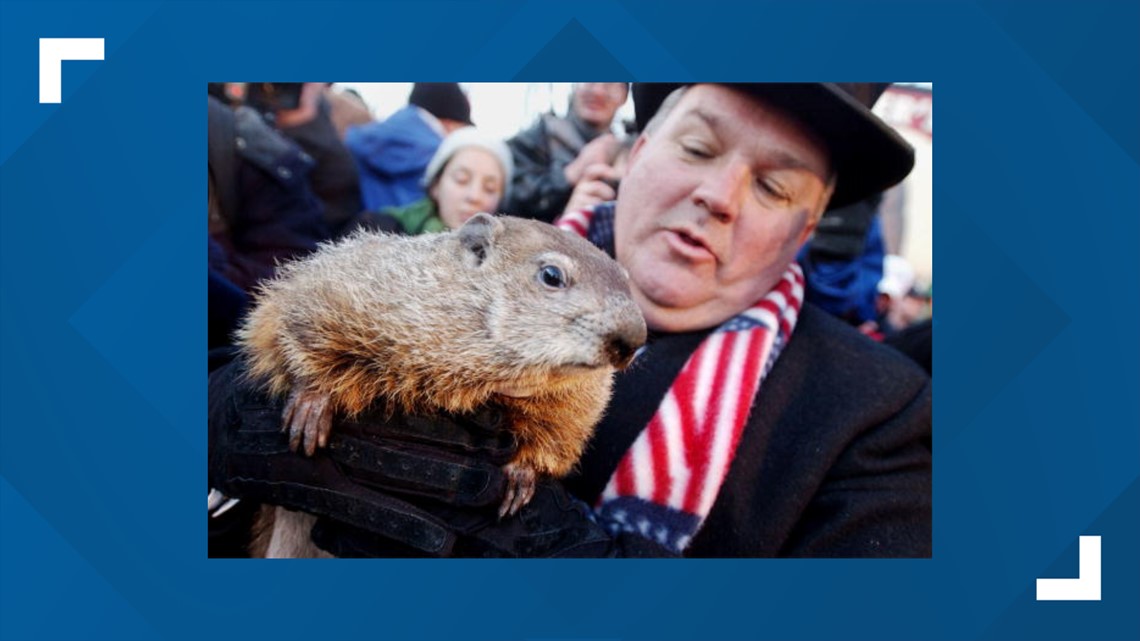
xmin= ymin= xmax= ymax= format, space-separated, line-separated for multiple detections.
xmin=1 ymin=1 xmax=1137 ymax=639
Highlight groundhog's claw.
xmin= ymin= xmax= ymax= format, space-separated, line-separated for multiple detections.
xmin=283 ymin=389 xmax=333 ymax=457
xmin=499 ymin=463 xmax=537 ymax=519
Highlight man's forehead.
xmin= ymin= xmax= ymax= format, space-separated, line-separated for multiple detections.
xmin=669 ymin=85 xmax=832 ymax=177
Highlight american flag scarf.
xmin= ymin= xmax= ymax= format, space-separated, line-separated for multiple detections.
xmin=557 ymin=203 xmax=804 ymax=552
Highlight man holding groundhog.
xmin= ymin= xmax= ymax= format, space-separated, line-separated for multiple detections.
xmin=209 ymin=82 xmax=931 ymax=557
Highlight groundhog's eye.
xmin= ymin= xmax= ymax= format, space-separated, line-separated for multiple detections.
xmin=539 ymin=264 xmax=567 ymax=289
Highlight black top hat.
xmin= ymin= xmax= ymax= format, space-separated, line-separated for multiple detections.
xmin=632 ymin=83 xmax=914 ymax=210
xmin=409 ymin=83 xmax=474 ymax=126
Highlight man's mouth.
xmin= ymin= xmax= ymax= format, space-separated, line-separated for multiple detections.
xmin=665 ymin=228 xmax=716 ymax=261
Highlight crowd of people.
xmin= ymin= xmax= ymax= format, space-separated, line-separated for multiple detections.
xmin=208 ymin=82 xmax=933 ymax=557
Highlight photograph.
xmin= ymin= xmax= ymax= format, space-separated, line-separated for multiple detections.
xmin=207 ymin=81 xmax=934 ymax=558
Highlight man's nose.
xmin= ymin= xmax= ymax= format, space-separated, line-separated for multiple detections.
xmin=692 ymin=161 xmax=748 ymax=223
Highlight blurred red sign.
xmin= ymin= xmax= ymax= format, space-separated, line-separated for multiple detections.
xmin=877 ymin=86 xmax=932 ymax=139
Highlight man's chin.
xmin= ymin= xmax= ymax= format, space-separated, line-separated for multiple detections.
xmin=632 ymin=264 xmax=705 ymax=301
xmin=640 ymin=305 xmax=725 ymax=334
xmin=631 ymin=283 xmax=717 ymax=333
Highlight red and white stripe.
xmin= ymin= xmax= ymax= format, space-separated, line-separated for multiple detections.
xmin=599 ymin=265 xmax=804 ymax=523
xmin=555 ymin=208 xmax=594 ymax=236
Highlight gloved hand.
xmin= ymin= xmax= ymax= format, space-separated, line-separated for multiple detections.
xmin=209 ymin=359 xmax=512 ymax=556
xmin=208 ymin=359 xmax=677 ymax=558
xmin=310 ymin=478 xmax=679 ymax=558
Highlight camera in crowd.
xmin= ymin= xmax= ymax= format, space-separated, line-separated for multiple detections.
xmin=245 ymin=82 xmax=306 ymax=113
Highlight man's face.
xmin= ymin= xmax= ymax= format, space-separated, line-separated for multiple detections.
xmin=614 ymin=84 xmax=833 ymax=332
xmin=573 ymin=83 xmax=628 ymax=128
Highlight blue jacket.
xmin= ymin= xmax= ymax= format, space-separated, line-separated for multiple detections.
xmin=798 ymin=214 xmax=885 ymax=324
xmin=345 ymin=106 xmax=442 ymax=212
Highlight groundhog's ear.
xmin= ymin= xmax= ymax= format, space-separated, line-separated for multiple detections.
xmin=458 ymin=213 xmax=503 ymax=266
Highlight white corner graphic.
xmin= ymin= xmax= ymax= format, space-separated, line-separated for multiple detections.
xmin=39 ymin=38 xmax=105 ymax=104
xmin=1036 ymin=535 xmax=1101 ymax=601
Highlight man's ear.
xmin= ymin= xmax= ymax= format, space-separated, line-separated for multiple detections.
xmin=458 ymin=212 xmax=503 ymax=266
xmin=798 ymin=217 xmax=821 ymax=246
xmin=799 ymin=180 xmax=836 ymax=244
xmin=797 ymin=203 xmax=828 ymax=246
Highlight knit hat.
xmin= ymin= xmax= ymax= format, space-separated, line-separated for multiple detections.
xmin=422 ymin=127 xmax=514 ymax=201
xmin=408 ymin=83 xmax=473 ymax=125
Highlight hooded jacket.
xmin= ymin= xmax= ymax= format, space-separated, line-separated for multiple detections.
xmin=346 ymin=106 xmax=442 ymax=212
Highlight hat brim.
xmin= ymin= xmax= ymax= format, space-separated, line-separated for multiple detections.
xmin=632 ymin=83 xmax=915 ymax=210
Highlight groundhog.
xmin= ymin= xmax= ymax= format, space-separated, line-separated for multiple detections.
xmin=236 ymin=213 xmax=646 ymax=557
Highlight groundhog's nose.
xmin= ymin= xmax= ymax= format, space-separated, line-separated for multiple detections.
xmin=604 ymin=305 xmax=647 ymax=369
xmin=606 ymin=335 xmax=640 ymax=369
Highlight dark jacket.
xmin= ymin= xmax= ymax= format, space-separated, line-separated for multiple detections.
xmin=505 ymin=111 xmax=607 ymax=223
xmin=207 ymin=97 xmax=329 ymax=293
xmin=278 ymin=97 xmax=364 ymax=238
xmin=565 ymin=303 xmax=933 ymax=557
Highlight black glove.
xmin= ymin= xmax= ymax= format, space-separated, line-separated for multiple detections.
xmin=208 ymin=359 xmax=677 ymax=557
xmin=310 ymin=478 xmax=676 ymax=558
xmin=209 ymin=359 xmax=512 ymax=556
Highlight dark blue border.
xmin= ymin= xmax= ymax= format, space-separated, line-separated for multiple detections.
xmin=2 ymin=1 xmax=1137 ymax=639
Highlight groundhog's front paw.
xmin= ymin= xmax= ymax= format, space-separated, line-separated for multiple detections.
xmin=499 ymin=463 xmax=537 ymax=519
xmin=283 ymin=388 xmax=333 ymax=457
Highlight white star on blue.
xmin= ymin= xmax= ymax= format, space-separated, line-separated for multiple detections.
xmin=719 ymin=315 xmax=771 ymax=333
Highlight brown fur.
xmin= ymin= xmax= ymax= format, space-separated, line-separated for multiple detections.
xmin=236 ymin=214 xmax=646 ymax=556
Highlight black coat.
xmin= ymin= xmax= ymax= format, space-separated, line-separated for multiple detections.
xmin=208 ymin=97 xmax=330 ymax=293
xmin=565 ymin=303 xmax=933 ymax=557
xmin=505 ymin=112 xmax=607 ymax=223
xmin=278 ymin=97 xmax=364 ymax=238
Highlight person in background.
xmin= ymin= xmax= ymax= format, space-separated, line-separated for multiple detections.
xmin=207 ymin=95 xmax=328 ymax=295
xmin=797 ymin=195 xmax=886 ymax=327
xmin=371 ymin=128 xmax=513 ymax=235
xmin=325 ymin=85 xmax=373 ymax=140
xmin=246 ymin=83 xmax=365 ymax=238
xmin=559 ymin=135 xmax=634 ymax=220
xmin=346 ymin=83 xmax=474 ymax=212
xmin=505 ymin=82 xmax=628 ymax=223
xmin=868 ymin=253 xmax=917 ymax=338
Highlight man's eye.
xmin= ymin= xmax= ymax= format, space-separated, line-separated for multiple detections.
xmin=758 ymin=179 xmax=791 ymax=203
xmin=680 ymin=142 xmax=711 ymax=159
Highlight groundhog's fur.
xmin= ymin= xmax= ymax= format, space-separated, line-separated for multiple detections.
xmin=237 ymin=213 xmax=646 ymax=557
